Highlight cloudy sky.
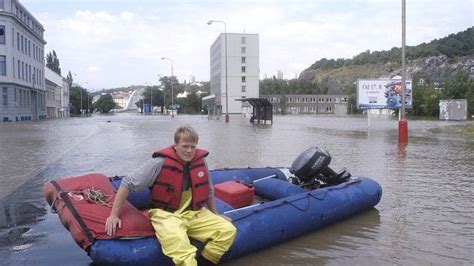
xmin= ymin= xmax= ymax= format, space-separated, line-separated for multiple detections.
xmin=22 ymin=0 xmax=473 ymax=91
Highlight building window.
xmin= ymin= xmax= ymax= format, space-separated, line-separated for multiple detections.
xmin=0 ymin=55 xmax=6 ymax=76
xmin=0 ymin=26 xmax=5 ymax=44
xmin=241 ymin=47 xmax=246 ymax=53
xmin=241 ymin=66 xmax=246 ymax=73
xmin=242 ymin=85 xmax=246 ymax=92
xmin=241 ymin=37 xmax=246 ymax=44
xmin=241 ymin=57 xmax=246 ymax=63
xmin=16 ymin=32 xmax=19 ymax=50
xmin=2 ymin=87 xmax=7 ymax=106
xmin=241 ymin=76 xmax=246 ymax=83
xmin=17 ymin=60 xmax=20 ymax=78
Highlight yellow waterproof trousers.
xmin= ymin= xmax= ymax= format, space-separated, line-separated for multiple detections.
xmin=149 ymin=207 xmax=236 ymax=266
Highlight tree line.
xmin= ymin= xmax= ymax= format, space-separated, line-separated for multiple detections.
xmin=136 ymin=77 xmax=210 ymax=114
xmin=309 ymin=27 xmax=473 ymax=70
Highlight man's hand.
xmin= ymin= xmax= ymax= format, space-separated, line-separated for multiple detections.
xmin=105 ymin=186 xmax=130 ymax=236
xmin=105 ymin=215 xmax=122 ymax=236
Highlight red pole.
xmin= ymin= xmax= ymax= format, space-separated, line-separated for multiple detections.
xmin=398 ymin=118 xmax=408 ymax=143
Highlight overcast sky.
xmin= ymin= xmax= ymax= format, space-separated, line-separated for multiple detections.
xmin=22 ymin=0 xmax=473 ymax=91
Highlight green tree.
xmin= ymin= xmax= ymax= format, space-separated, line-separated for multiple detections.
xmin=280 ymin=95 xmax=287 ymax=114
xmin=69 ymin=85 xmax=89 ymax=115
xmin=443 ymin=69 xmax=473 ymax=99
xmin=175 ymin=91 xmax=202 ymax=114
xmin=410 ymin=80 xmax=425 ymax=116
xmin=140 ymin=86 xmax=164 ymax=112
xmin=159 ymin=76 xmax=180 ymax=109
xmin=342 ymin=84 xmax=359 ymax=114
xmin=46 ymin=50 xmax=61 ymax=75
xmin=66 ymin=71 xmax=73 ymax=88
xmin=95 ymin=94 xmax=116 ymax=113
xmin=466 ymin=83 xmax=474 ymax=117
xmin=421 ymin=85 xmax=443 ymax=116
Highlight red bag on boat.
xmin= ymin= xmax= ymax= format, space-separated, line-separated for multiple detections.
xmin=43 ymin=173 xmax=155 ymax=251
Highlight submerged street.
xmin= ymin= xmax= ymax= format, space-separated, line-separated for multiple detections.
xmin=0 ymin=114 xmax=473 ymax=265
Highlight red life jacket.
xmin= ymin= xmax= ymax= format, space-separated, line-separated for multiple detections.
xmin=150 ymin=146 xmax=210 ymax=212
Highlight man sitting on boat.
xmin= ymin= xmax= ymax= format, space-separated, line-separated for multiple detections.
xmin=105 ymin=126 xmax=237 ymax=265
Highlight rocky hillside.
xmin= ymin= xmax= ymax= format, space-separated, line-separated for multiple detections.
xmin=300 ymin=27 xmax=474 ymax=94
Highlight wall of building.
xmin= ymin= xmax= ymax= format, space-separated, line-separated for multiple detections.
xmin=0 ymin=0 xmax=46 ymax=122
xmin=261 ymin=94 xmax=349 ymax=115
xmin=45 ymin=67 xmax=69 ymax=118
xmin=210 ymin=33 xmax=259 ymax=114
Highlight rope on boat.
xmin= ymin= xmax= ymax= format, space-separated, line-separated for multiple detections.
xmin=82 ymin=188 xmax=113 ymax=207
xmin=50 ymin=187 xmax=112 ymax=213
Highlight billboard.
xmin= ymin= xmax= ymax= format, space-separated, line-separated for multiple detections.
xmin=357 ymin=79 xmax=412 ymax=109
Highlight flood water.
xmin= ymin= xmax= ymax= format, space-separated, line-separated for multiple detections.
xmin=0 ymin=113 xmax=473 ymax=265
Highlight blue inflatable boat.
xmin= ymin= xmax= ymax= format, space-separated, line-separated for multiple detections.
xmin=44 ymin=147 xmax=382 ymax=265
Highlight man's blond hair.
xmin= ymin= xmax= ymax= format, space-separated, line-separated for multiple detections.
xmin=174 ymin=126 xmax=199 ymax=144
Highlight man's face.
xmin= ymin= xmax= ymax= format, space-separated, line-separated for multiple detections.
xmin=174 ymin=138 xmax=197 ymax=163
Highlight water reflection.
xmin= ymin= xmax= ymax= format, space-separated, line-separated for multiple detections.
xmin=0 ymin=169 xmax=48 ymax=256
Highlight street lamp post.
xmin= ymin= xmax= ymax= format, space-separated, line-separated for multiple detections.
xmin=80 ymin=88 xmax=83 ymax=115
xmin=150 ymin=84 xmax=153 ymax=114
xmin=161 ymin=86 xmax=165 ymax=115
xmin=87 ymin=91 xmax=89 ymax=115
xmin=207 ymin=19 xmax=229 ymax=123
xmin=83 ymin=82 xmax=89 ymax=115
xmin=157 ymin=74 xmax=164 ymax=115
xmin=161 ymin=57 xmax=174 ymax=118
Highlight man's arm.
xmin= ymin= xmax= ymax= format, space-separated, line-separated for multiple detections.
xmin=105 ymin=186 xmax=129 ymax=236
xmin=104 ymin=157 xmax=164 ymax=236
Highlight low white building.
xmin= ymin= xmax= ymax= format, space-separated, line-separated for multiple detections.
xmin=111 ymin=91 xmax=130 ymax=109
xmin=45 ymin=67 xmax=69 ymax=118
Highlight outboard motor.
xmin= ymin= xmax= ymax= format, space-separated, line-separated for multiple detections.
xmin=290 ymin=147 xmax=351 ymax=186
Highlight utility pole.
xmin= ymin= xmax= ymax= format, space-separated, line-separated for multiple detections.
xmin=399 ymin=0 xmax=408 ymax=144
xmin=161 ymin=57 xmax=174 ymax=118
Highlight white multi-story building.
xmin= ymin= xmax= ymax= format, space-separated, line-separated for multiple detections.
xmin=0 ymin=0 xmax=46 ymax=122
xmin=277 ymin=70 xmax=283 ymax=80
xmin=208 ymin=33 xmax=259 ymax=115
xmin=45 ymin=67 xmax=69 ymax=118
